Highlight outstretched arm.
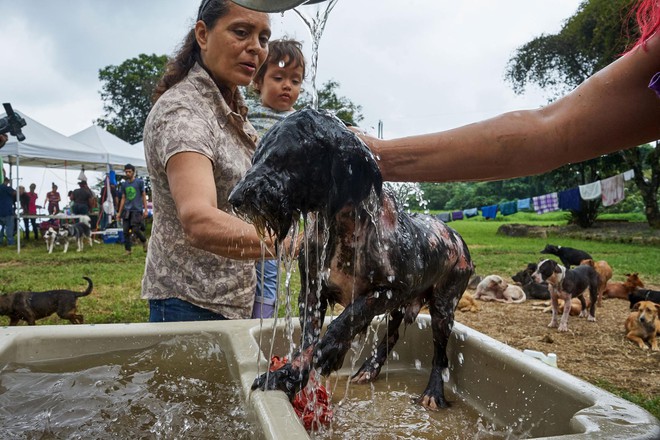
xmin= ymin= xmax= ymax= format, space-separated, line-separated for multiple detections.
xmin=365 ymin=33 xmax=660 ymax=183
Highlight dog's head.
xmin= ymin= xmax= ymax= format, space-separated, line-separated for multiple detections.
xmin=632 ymin=300 xmax=660 ymax=325
xmin=229 ymin=108 xmax=382 ymax=240
xmin=624 ymin=272 xmax=645 ymax=288
xmin=540 ymin=244 xmax=560 ymax=255
xmin=43 ymin=227 xmax=57 ymax=241
xmin=532 ymin=259 xmax=564 ymax=285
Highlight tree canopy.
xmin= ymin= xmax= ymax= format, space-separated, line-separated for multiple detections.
xmin=97 ymin=53 xmax=168 ymax=144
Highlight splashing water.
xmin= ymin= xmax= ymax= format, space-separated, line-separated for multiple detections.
xmin=293 ymin=0 xmax=339 ymax=110
xmin=384 ymin=182 xmax=429 ymax=214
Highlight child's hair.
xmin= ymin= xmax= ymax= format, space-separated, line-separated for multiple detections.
xmin=252 ymin=38 xmax=306 ymax=94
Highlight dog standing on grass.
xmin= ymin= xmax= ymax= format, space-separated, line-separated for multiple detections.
xmin=532 ymin=259 xmax=599 ymax=332
xmin=0 ymin=277 xmax=93 ymax=325
xmin=60 ymin=215 xmax=93 ymax=253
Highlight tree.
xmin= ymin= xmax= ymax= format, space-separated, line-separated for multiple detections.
xmin=621 ymin=143 xmax=660 ymax=228
xmin=295 ymin=79 xmax=364 ymax=126
xmin=504 ymin=0 xmax=659 ymax=227
xmin=97 ymin=53 xmax=168 ymax=144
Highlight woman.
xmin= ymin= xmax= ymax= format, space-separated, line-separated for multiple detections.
xmin=362 ymin=0 xmax=660 ymax=183
xmin=142 ymin=0 xmax=277 ymax=321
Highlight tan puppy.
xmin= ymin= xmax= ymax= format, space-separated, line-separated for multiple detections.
xmin=625 ymin=300 xmax=660 ymax=351
xmin=579 ymin=259 xmax=613 ymax=307
xmin=604 ymin=273 xmax=644 ymax=300
xmin=457 ymin=293 xmax=480 ymax=313
xmin=542 ymin=296 xmax=587 ymax=316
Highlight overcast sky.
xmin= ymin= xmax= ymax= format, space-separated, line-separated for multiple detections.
xmin=0 ymin=0 xmax=583 ymax=193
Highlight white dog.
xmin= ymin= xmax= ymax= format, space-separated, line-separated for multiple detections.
xmin=43 ymin=227 xmax=62 ymax=254
xmin=474 ymin=274 xmax=526 ymax=303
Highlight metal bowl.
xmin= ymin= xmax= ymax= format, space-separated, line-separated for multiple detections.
xmin=231 ymin=0 xmax=327 ymax=13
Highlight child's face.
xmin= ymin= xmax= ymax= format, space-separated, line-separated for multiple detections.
xmin=259 ymin=59 xmax=304 ymax=112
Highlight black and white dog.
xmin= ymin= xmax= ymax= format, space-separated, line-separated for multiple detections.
xmin=540 ymin=244 xmax=592 ymax=269
xmin=60 ymin=215 xmax=93 ymax=253
xmin=532 ymin=259 xmax=599 ymax=332
xmin=43 ymin=227 xmax=63 ymax=254
xmin=230 ymin=108 xmax=473 ymax=410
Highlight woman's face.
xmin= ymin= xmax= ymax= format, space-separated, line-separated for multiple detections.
xmin=196 ymin=3 xmax=271 ymax=91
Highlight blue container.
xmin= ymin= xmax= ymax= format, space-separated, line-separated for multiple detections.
xmin=103 ymin=228 xmax=124 ymax=244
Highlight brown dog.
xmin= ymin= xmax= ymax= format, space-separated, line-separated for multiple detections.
xmin=604 ymin=273 xmax=644 ymax=300
xmin=625 ymin=300 xmax=660 ymax=351
xmin=579 ymin=259 xmax=613 ymax=307
xmin=457 ymin=293 xmax=480 ymax=313
xmin=0 ymin=277 xmax=93 ymax=325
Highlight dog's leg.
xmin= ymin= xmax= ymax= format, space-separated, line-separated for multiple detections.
xmin=558 ymin=292 xmax=572 ymax=332
xmin=77 ymin=238 xmax=83 ymax=252
xmin=418 ymin=275 xmax=467 ymax=410
xmin=63 ymin=241 xmax=69 ymax=253
xmin=548 ymin=291 xmax=560 ymax=328
xmin=587 ymin=283 xmax=598 ymax=322
xmin=578 ymin=292 xmax=589 ymax=318
xmin=351 ymin=308 xmax=404 ymax=384
xmin=626 ymin=330 xmax=649 ymax=350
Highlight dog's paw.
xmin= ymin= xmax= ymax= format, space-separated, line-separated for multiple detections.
xmin=251 ymin=364 xmax=309 ymax=401
xmin=418 ymin=392 xmax=451 ymax=411
xmin=548 ymin=320 xmax=559 ymax=328
xmin=558 ymin=323 xmax=569 ymax=332
xmin=587 ymin=315 xmax=596 ymax=322
xmin=351 ymin=361 xmax=382 ymax=384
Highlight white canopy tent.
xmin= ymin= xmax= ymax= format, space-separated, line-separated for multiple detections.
xmin=69 ymin=125 xmax=147 ymax=173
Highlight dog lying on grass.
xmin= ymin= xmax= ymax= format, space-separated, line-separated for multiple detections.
xmin=625 ymin=300 xmax=660 ymax=351
xmin=0 ymin=277 xmax=93 ymax=325
xmin=230 ymin=108 xmax=473 ymax=410
xmin=474 ymin=275 xmax=526 ymax=303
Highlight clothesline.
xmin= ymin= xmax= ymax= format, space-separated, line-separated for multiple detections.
xmin=435 ymin=169 xmax=634 ymax=222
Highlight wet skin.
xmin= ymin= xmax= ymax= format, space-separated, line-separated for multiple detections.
xmin=230 ymin=109 xmax=473 ymax=409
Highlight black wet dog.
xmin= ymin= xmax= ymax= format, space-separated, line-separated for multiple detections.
xmin=230 ymin=108 xmax=473 ymax=410
xmin=540 ymin=244 xmax=592 ymax=269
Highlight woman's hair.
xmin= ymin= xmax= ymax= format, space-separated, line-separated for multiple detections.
xmin=251 ymin=38 xmax=306 ymax=93
xmin=627 ymin=0 xmax=660 ymax=51
xmin=152 ymin=0 xmax=231 ymax=103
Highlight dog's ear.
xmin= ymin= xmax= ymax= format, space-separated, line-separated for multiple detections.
xmin=632 ymin=302 xmax=642 ymax=311
xmin=554 ymin=265 xmax=562 ymax=274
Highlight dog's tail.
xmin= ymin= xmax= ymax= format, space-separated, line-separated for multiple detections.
xmin=76 ymin=277 xmax=94 ymax=297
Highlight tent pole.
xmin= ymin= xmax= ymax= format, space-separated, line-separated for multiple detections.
xmin=15 ymin=148 xmax=21 ymax=254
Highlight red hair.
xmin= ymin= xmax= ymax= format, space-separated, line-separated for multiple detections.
xmin=629 ymin=0 xmax=660 ymax=50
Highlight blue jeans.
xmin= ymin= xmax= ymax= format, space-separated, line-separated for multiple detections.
xmin=0 ymin=215 xmax=15 ymax=245
xmin=149 ymin=298 xmax=228 ymax=322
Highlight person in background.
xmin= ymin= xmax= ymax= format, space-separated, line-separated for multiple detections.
xmin=142 ymin=0 xmax=290 ymax=322
xmin=0 ymin=177 xmax=16 ymax=245
xmin=44 ymin=182 xmax=61 ymax=215
xmin=71 ymin=180 xmax=94 ymax=216
xmin=18 ymin=184 xmax=39 ymax=240
xmin=248 ymin=38 xmax=306 ymax=319
xmin=0 ymin=134 xmax=7 ymax=148
xmin=359 ymin=0 xmax=660 ymax=184
xmin=116 ymin=163 xmax=148 ymax=256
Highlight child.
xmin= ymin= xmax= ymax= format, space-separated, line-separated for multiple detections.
xmin=249 ymin=38 xmax=306 ymax=319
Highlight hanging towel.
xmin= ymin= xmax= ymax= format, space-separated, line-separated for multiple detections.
xmin=579 ymin=181 xmax=602 ymax=201
xmin=517 ymin=198 xmax=531 ymax=211
xmin=499 ymin=201 xmax=518 ymax=216
xmin=437 ymin=212 xmax=451 ymax=223
xmin=451 ymin=211 xmax=464 ymax=221
xmin=558 ymin=188 xmax=582 ymax=212
xmin=533 ymin=193 xmax=559 ymax=214
xmin=481 ymin=204 xmax=498 ymax=219
xmin=623 ymin=169 xmax=635 ymax=181
xmin=463 ymin=208 xmax=478 ymax=218
xmin=601 ymin=174 xmax=625 ymax=207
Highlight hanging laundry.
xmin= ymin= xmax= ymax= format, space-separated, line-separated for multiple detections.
xmin=451 ymin=211 xmax=464 ymax=221
xmin=558 ymin=188 xmax=582 ymax=212
xmin=499 ymin=201 xmax=518 ymax=216
xmin=601 ymin=174 xmax=625 ymax=207
xmin=517 ymin=198 xmax=531 ymax=211
xmin=463 ymin=208 xmax=478 ymax=218
xmin=480 ymin=204 xmax=498 ymax=219
xmin=533 ymin=193 xmax=559 ymax=214
xmin=437 ymin=212 xmax=451 ymax=222
xmin=579 ymin=181 xmax=602 ymax=201
xmin=622 ymin=169 xmax=635 ymax=181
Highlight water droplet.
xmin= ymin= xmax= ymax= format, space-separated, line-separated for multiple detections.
xmin=278 ymin=60 xmax=286 ymax=68
xmin=442 ymin=368 xmax=450 ymax=382
xmin=414 ymin=359 xmax=422 ymax=370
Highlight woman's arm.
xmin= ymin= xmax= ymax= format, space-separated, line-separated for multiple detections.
xmin=367 ymin=32 xmax=660 ymax=183
xmin=167 ymin=151 xmax=277 ymax=260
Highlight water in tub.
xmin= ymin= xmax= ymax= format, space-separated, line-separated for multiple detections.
xmin=0 ymin=334 xmax=260 ymax=439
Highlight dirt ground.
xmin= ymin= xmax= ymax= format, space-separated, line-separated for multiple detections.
xmin=455 ymin=289 xmax=660 ymax=399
